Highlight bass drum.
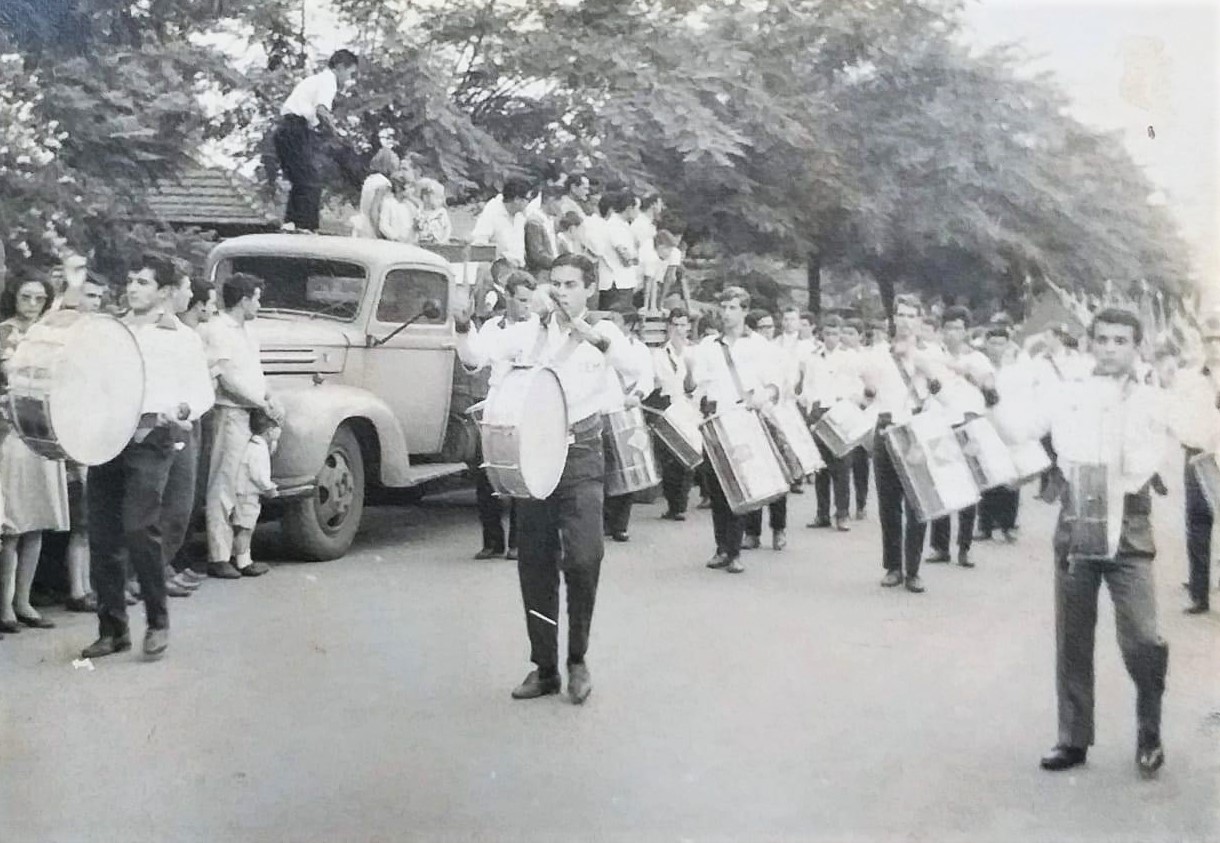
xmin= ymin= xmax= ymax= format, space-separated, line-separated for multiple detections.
xmin=6 ymin=310 xmax=145 ymax=465
xmin=479 ymin=366 xmax=568 ymax=499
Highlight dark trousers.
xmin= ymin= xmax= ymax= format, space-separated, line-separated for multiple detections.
xmin=172 ymin=412 xmax=213 ymax=573
xmin=980 ymin=486 xmax=1020 ymax=533
xmin=931 ymin=505 xmax=977 ymax=554
xmin=851 ymin=445 xmax=870 ymax=511
xmin=516 ymin=418 xmax=604 ymax=674
xmin=273 ymin=115 xmax=322 ymax=230
xmin=815 ymin=441 xmax=851 ymax=522
xmin=658 ymin=446 xmax=693 ymax=515
xmin=875 ymin=436 xmax=927 ymax=576
xmin=475 ymin=466 xmax=517 ymax=553
xmin=1055 ymin=554 xmax=1168 ymax=746
xmin=1185 ymin=448 xmax=1214 ymax=609
xmin=89 ymin=435 xmax=178 ymax=636
xmin=704 ymin=459 xmax=744 ymax=559
xmin=745 ymin=496 xmax=788 ymax=536
xmin=604 ymin=493 xmax=633 ymax=536
xmin=163 ymin=423 xmax=200 ymax=573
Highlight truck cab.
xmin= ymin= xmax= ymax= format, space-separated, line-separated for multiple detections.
xmin=206 ymin=234 xmax=488 ymax=560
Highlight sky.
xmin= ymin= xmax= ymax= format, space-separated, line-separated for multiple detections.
xmin=279 ymin=0 xmax=1219 ymax=297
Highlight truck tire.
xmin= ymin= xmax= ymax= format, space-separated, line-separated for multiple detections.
xmin=282 ymin=424 xmax=366 ymax=561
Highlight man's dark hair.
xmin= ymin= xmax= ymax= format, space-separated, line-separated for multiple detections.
xmin=780 ymin=304 xmax=800 ymax=317
xmin=564 ymin=172 xmax=589 ymax=194
xmin=502 ymin=177 xmax=533 ymax=203
xmin=612 ymin=303 xmax=641 ymax=329
xmin=329 ymin=49 xmax=359 ymax=70
xmin=503 ymin=270 xmax=537 ymax=297
xmin=800 ymin=310 xmax=816 ymax=324
xmin=550 ymin=253 xmax=598 ymax=287
xmin=745 ymin=309 xmax=773 ymax=331
xmin=640 ymin=193 xmax=662 ymax=212
xmin=843 ymin=318 xmax=864 ymax=334
xmin=598 ymin=193 xmax=613 ymax=218
xmin=667 ymin=307 xmax=689 ymax=324
xmin=607 ymin=190 xmax=635 ymax=215
xmin=189 ymin=278 xmax=214 ymax=310
xmin=985 ymin=326 xmax=1011 ymax=341
xmin=539 ymin=183 xmax=564 ymax=202
xmin=822 ymin=314 xmax=844 ymax=329
xmin=716 ymin=285 xmax=751 ymax=310
xmin=1089 ymin=307 xmax=1144 ymax=345
xmin=133 ymin=254 xmax=180 ymax=289
xmin=894 ymin=293 xmax=923 ymax=315
xmin=222 ymin=272 xmax=263 ymax=310
xmin=557 ymin=211 xmax=583 ymax=233
xmin=943 ymin=306 xmax=972 ymax=329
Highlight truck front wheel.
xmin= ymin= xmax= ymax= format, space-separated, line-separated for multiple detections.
xmin=282 ymin=424 xmax=366 ymax=561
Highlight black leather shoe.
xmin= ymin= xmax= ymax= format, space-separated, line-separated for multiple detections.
xmin=806 ymin=518 xmax=832 ymax=529
xmin=904 ymin=575 xmax=925 ymax=593
xmin=881 ymin=570 xmax=903 ymax=588
xmin=208 ymin=561 xmax=241 ymax=580
xmin=1040 ymin=745 xmax=1087 ymax=771
xmin=975 ymin=531 xmax=993 ymax=542
xmin=568 ymin=662 xmax=592 ymax=705
xmin=511 ymin=669 xmax=561 ymax=700
xmin=505 ymin=548 xmax=518 ymax=561
xmin=16 ymin=612 xmax=55 ymax=629
xmin=925 ymin=551 xmax=951 ymax=564
xmin=1183 ymin=602 xmax=1209 ymax=615
xmin=610 ymin=532 xmax=629 ymax=543
xmin=239 ymin=562 xmax=270 ymax=577
xmin=834 ymin=516 xmax=851 ymax=532
xmin=957 ymin=550 xmax=974 ymax=568
xmin=143 ymin=627 xmax=169 ymax=660
xmin=65 ymin=594 xmax=98 ymax=613
xmin=473 ymin=547 xmax=503 ymax=560
xmin=742 ymin=534 xmax=761 ymax=550
xmin=0 ymin=620 xmax=21 ymax=634
xmin=1137 ymin=734 xmax=1164 ymax=778
xmin=706 ymin=552 xmax=731 ymax=569
xmin=726 ymin=557 xmax=745 ymax=574
xmin=165 ymin=579 xmax=193 ymax=598
xmin=1001 ymin=529 xmax=1017 ymax=544
xmin=82 ymin=633 xmax=132 ymax=659
xmin=854 ymin=507 xmax=866 ymax=521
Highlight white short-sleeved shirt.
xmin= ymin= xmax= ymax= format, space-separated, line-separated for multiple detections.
xmin=470 ymin=195 xmax=525 ymax=267
xmin=127 ymin=313 xmax=215 ymax=421
xmin=281 ymin=69 xmax=339 ymax=128
xmin=206 ymin=311 xmax=267 ymax=409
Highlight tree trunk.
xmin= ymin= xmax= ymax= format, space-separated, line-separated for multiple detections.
xmin=806 ymin=250 xmax=822 ymax=317
xmin=878 ymin=271 xmax=895 ymax=326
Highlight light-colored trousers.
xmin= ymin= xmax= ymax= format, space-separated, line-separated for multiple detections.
xmin=206 ymin=406 xmax=251 ymax=564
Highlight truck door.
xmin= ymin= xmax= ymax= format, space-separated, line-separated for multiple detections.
xmin=362 ymin=266 xmax=454 ymax=456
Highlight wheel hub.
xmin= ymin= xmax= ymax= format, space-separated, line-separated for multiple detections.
xmin=315 ymin=449 xmax=355 ymax=532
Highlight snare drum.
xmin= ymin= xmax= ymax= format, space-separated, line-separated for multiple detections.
xmin=954 ymin=416 xmax=1017 ymax=492
xmin=701 ymin=405 xmax=790 ymax=515
xmin=646 ymin=397 xmax=704 ymax=470
xmin=603 ymin=406 xmax=661 ymax=497
xmin=1010 ymin=438 xmax=1053 ymax=486
xmin=763 ymin=401 xmax=825 ymax=482
xmin=1189 ymin=451 xmax=1220 ymax=516
xmin=882 ymin=413 xmax=980 ymax=522
xmin=6 ymin=310 xmax=145 ymax=465
xmin=812 ymin=400 xmax=874 ymax=458
xmin=479 ymin=366 xmax=569 ymax=499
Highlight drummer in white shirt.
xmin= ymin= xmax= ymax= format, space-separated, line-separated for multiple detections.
xmin=925 ymin=306 xmax=996 ymax=568
xmin=742 ymin=309 xmax=790 ymax=551
xmin=469 ymin=271 xmax=539 ymax=561
xmin=653 ymin=308 xmax=696 ymax=520
xmin=800 ymin=314 xmax=862 ymax=532
xmin=689 ymin=288 xmax=783 ymax=573
xmin=454 ymin=253 xmax=648 ymax=705
xmin=839 ymin=318 xmax=872 ymax=519
xmin=601 ymin=307 xmax=656 ymax=543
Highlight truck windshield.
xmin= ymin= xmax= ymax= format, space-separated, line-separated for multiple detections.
xmin=214 ymin=256 xmax=368 ymax=321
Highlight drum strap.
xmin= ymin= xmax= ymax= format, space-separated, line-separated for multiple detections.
xmin=718 ymin=339 xmax=747 ymax=402
xmin=890 ymin=348 xmax=923 ymax=409
xmin=529 ymin=322 xmax=583 ymax=369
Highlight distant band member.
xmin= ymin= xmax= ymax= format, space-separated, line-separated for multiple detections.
xmin=601 ymin=306 xmax=655 ymax=543
xmin=275 ymin=49 xmax=359 ymax=232
xmin=455 ymin=254 xmax=647 ymax=704
xmin=653 ymin=308 xmax=695 ymax=521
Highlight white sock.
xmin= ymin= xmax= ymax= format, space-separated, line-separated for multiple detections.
xmin=235 ymin=553 xmax=253 ymax=570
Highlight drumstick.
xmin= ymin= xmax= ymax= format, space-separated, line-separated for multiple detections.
xmin=547 ymin=288 xmax=573 ymax=322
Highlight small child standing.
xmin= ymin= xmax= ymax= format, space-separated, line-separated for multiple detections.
xmin=415 ymin=178 xmax=452 ymax=245
xmin=231 ymin=411 xmax=280 ymax=577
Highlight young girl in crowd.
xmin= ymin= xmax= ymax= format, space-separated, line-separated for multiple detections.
xmin=0 ymin=278 xmax=70 ymax=633
xmin=415 ymin=178 xmax=452 ymax=245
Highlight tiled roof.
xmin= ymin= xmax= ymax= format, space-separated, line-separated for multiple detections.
xmin=145 ymin=165 xmax=278 ymax=229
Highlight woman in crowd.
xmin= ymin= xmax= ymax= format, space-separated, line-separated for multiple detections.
xmin=352 ymin=148 xmax=418 ymax=243
xmin=0 ymin=277 xmax=70 ymax=633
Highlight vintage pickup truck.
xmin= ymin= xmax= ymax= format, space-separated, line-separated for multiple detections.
xmin=205 ymin=234 xmax=493 ymax=561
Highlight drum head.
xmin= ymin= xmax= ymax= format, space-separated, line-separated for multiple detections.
xmin=49 ymin=315 xmax=145 ymax=465
xmin=491 ymin=367 xmax=568 ymax=499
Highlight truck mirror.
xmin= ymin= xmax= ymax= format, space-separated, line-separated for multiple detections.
xmin=422 ymin=299 xmax=442 ymax=321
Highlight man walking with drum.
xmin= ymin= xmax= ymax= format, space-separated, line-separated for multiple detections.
xmin=653 ymin=308 xmax=695 ymax=521
xmin=454 ymin=253 xmax=648 ymax=705
xmin=81 ymin=255 xmax=214 ymax=661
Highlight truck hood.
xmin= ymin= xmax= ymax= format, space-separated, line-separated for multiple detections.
xmin=253 ymin=317 xmax=356 ymax=374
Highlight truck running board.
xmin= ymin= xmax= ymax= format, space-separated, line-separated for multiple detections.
xmin=399 ymin=462 xmax=469 ymax=488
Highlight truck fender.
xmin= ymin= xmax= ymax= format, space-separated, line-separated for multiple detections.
xmin=270 ymin=382 xmax=414 ymax=488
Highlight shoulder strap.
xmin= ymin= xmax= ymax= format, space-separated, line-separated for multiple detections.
xmin=889 ymin=347 xmax=921 ymax=404
xmin=719 ymin=338 xmax=747 ymax=402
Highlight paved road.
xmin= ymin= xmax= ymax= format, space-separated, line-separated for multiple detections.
xmin=2 ymin=470 xmax=1218 ymax=843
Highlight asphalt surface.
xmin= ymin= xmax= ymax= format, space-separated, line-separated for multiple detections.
xmin=1 ymin=466 xmax=1218 ymax=843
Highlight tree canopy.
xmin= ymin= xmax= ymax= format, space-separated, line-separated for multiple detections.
xmin=0 ymin=0 xmax=1195 ymax=312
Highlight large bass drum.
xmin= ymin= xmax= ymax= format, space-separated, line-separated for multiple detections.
xmin=701 ymin=405 xmax=790 ymax=515
xmin=602 ymin=406 xmax=660 ymax=497
xmin=882 ymin=413 xmax=979 ymax=522
xmin=479 ymin=366 xmax=568 ymax=499
xmin=6 ymin=310 xmax=145 ymax=465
